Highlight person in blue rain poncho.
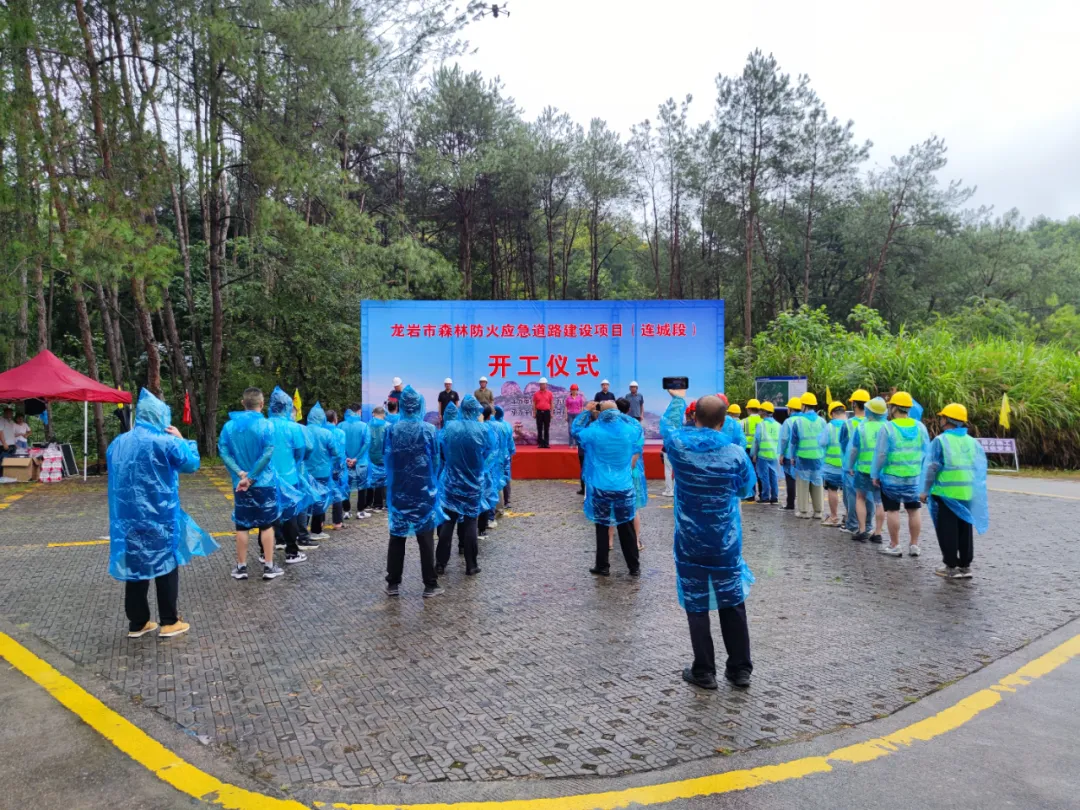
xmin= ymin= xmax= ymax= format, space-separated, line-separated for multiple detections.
xmin=778 ymin=397 xmax=803 ymax=511
xmin=819 ymin=402 xmax=849 ymax=526
xmin=108 ymin=389 xmax=218 ymax=639
xmin=325 ymin=409 xmax=349 ymax=529
xmin=716 ymin=395 xmax=746 ymax=450
xmin=786 ymin=392 xmax=826 ymax=519
xmin=842 ymin=390 xmax=872 ymax=533
xmin=383 ymin=386 xmax=444 ymax=597
xmin=493 ymin=405 xmax=516 ymax=508
xmin=477 ymin=405 xmax=503 ymax=538
xmin=341 ymin=404 xmax=371 ymax=520
xmin=920 ymin=403 xmax=989 ymax=580
xmin=218 ymin=387 xmax=286 ymax=580
xmin=845 ymin=397 xmax=887 ymax=543
xmin=872 ymin=391 xmax=930 ymax=558
xmin=571 ymin=401 xmax=642 ymax=577
xmin=436 ymin=395 xmax=494 ymax=575
xmin=385 ymin=398 xmax=401 ymax=424
xmin=304 ymin=402 xmax=341 ymax=541
xmin=267 ymin=387 xmax=313 ymax=568
xmin=660 ymin=390 xmax=756 ymax=690
xmin=750 ymin=401 xmax=781 ymax=504
xmin=366 ymin=407 xmax=389 ymax=511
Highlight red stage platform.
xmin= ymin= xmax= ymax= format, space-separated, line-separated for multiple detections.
xmin=511 ymin=445 xmax=665 ymax=480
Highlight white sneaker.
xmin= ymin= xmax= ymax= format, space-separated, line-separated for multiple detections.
xmin=812 ymin=512 xmax=823 ymax=520
xmin=489 ymin=520 xmax=498 ymax=530
xmin=908 ymin=544 xmax=921 ymax=557
xmin=879 ymin=545 xmax=903 ymax=557
xmin=358 ymin=511 xmax=372 ymax=519
xmin=343 ymin=511 xmax=352 ymax=520
xmin=311 ymin=532 xmax=330 ymax=541
xmin=958 ymin=567 xmax=973 ymax=579
xmin=661 ymin=491 xmax=674 ymax=498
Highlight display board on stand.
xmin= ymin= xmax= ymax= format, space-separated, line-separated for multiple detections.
xmin=755 ymin=376 xmax=808 ymax=409
xmin=361 ymin=300 xmax=725 ymax=446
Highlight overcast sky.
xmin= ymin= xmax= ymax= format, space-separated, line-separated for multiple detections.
xmin=458 ymin=0 xmax=1079 ymax=221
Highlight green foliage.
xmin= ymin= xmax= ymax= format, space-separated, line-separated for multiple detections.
xmin=732 ymin=307 xmax=1080 ymax=467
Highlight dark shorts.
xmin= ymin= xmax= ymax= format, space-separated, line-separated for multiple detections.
xmin=824 ymin=481 xmax=841 ymax=492
xmin=235 ymin=524 xmax=273 ymax=533
xmin=881 ymin=491 xmax=920 ymax=512
xmin=233 ymin=486 xmax=280 ymax=530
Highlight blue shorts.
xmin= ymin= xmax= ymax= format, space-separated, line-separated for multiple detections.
xmin=233 ymin=486 xmax=280 ymax=530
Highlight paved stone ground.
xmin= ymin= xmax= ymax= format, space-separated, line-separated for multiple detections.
xmin=0 ymin=472 xmax=1076 ymax=796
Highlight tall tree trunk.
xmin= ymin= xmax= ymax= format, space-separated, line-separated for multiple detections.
xmin=459 ymin=209 xmax=473 ymax=297
xmin=34 ymin=256 xmax=47 ymax=352
xmin=545 ymin=213 xmax=555 ymax=299
xmin=489 ymin=212 xmax=498 ymax=299
xmin=161 ymin=285 xmax=204 ymax=446
xmin=744 ymin=213 xmax=754 ymax=346
xmin=130 ymin=277 xmax=161 ymax=394
xmin=93 ymin=280 xmax=123 ymax=386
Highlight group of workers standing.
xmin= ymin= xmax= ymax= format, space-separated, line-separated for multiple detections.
xmin=733 ymin=390 xmax=989 ymax=579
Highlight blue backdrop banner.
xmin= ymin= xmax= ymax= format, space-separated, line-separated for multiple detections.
xmin=361 ymin=300 xmax=724 ymax=445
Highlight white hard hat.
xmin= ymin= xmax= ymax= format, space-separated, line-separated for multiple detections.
xmin=479 ymin=376 xmax=488 ymax=382
xmin=601 ymin=379 xmax=610 ymax=385
xmin=392 ymin=376 xmax=402 ymax=386
xmin=444 ymin=377 xmax=453 ymax=384
xmin=630 ymin=381 xmax=639 ymax=387
xmin=539 ymin=377 xmax=548 ymax=384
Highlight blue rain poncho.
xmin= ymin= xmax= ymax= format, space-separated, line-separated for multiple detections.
xmin=573 ymin=408 xmax=643 ymax=526
xmin=438 ymin=395 xmax=495 ymax=517
xmin=752 ymin=417 xmax=782 ymax=486
xmin=443 ymin=401 xmax=459 ymax=423
xmin=661 ymin=396 xmax=756 ymax=611
xmin=218 ymin=407 xmax=284 ymax=527
xmin=627 ymin=413 xmax=648 ymax=509
xmin=341 ymin=410 xmax=371 ymax=491
xmin=298 ymin=423 xmax=330 ymax=514
xmin=304 ymin=403 xmax=339 ymax=513
xmin=786 ymin=411 xmax=825 ymax=486
xmin=386 ymin=411 xmax=401 ymax=425
xmin=779 ymin=411 xmax=802 ymax=477
xmin=493 ymin=406 xmax=516 ymax=486
xmin=107 ymin=389 xmax=218 ymax=581
xmin=720 ymin=415 xmax=746 ymax=452
xmin=367 ymin=415 xmax=389 ymax=488
xmin=820 ymin=417 xmax=848 ymax=489
xmin=268 ymin=387 xmax=313 ymax=520
xmin=871 ymin=417 xmax=930 ymax=503
xmin=845 ymin=411 xmax=886 ymax=497
xmin=328 ymin=421 xmax=349 ymax=502
xmin=922 ymin=427 xmax=989 ymax=534
xmin=481 ymin=420 xmax=504 ymax=511
xmin=384 ymin=386 xmax=445 ymax=535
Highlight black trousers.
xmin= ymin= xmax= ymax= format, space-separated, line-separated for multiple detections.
xmin=364 ymin=487 xmax=385 ymax=509
xmin=594 ymin=522 xmax=639 ymax=573
xmin=295 ymin=512 xmax=311 ymax=543
xmin=273 ymin=518 xmax=300 ymax=555
xmin=478 ymin=509 xmax=494 ymax=535
xmin=536 ymin=410 xmax=551 ymax=447
xmin=437 ymin=510 xmax=478 ymax=570
xmin=310 ymin=510 xmax=326 ymax=534
xmin=784 ymin=473 xmax=796 ymax=509
xmin=933 ymin=496 xmax=974 ymax=568
xmin=503 ymin=482 xmax=511 ymax=506
xmin=387 ymin=528 xmax=438 ymax=588
xmin=331 ymin=499 xmax=343 ymax=525
xmin=578 ymin=447 xmax=586 ymax=492
xmin=686 ymin=602 xmax=752 ymax=679
xmin=125 ymin=567 xmax=179 ymax=631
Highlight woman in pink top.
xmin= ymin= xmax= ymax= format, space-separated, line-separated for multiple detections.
xmin=565 ymin=384 xmax=586 ymax=448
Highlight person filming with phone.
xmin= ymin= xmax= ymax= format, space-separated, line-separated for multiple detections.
xmin=660 ymin=381 xmax=757 ymax=690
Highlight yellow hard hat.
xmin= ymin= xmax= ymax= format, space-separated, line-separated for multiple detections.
xmin=829 ymin=401 xmax=846 ymax=414
xmin=800 ymin=392 xmax=818 ymax=407
xmin=728 ymin=403 xmax=742 ymax=416
xmin=849 ymin=389 xmax=871 ymax=403
xmin=866 ymin=397 xmax=888 ymax=415
xmin=786 ymin=397 xmax=803 ymax=410
xmin=746 ymin=398 xmax=761 ymax=410
xmin=761 ymin=401 xmax=775 ymax=414
xmin=938 ymin=403 xmax=968 ymax=423
xmin=889 ymin=391 xmax=914 ymax=408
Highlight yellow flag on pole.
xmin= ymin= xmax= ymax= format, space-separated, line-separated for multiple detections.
xmin=292 ymin=389 xmax=303 ymax=422
xmin=999 ymin=393 xmax=1011 ymax=430
xmin=825 ymin=386 xmax=833 ymax=408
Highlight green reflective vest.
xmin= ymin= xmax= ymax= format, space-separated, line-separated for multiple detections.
xmin=743 ymin=414 xmax=762 ymax=451
xmin=825 ymin=420 xmax=844 ymax=468
xmin=856 ymin=421 xmax=885 ymax=474
xmin=795 ymin=415 xmax=825 ymax=460
xmin=757 ymin=419 xmax=780 ymax=460
xmin=882 ymin=418 xmax=924 ymax=478
xmin=930 ymin=432 xmax=977 ymax=501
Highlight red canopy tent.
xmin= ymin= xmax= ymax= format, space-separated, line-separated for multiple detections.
xmin=0 ymin=350 xmax=131 ymax=479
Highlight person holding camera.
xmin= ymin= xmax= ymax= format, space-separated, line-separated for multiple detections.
xmin=661 ymin=388 xmax=757 ymax=690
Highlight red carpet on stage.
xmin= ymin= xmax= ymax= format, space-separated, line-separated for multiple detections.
xmin=511 ymin=445 xmax=665 ymax=480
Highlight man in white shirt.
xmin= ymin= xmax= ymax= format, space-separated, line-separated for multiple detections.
xmin=0 ymin=408 xmax=16 ymax=451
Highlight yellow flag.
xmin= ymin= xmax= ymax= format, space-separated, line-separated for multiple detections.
xmin=999 ymin=393 xmax=1011 ymax=430
xmin=825 ymin=385 xmax=833 ymax=407
xmin=292 ymin=388 xmax=303 ymax=422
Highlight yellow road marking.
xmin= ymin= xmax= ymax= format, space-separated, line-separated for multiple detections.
xmin=502 ymin=510 xmax=535 ymax=518
xmin=0 ymin=503 xmax=8 ymax=509
xmin=1 ymin=628 xmax=1077 ymax=809
xmin=3 ymin=493 xmax=26 ymax=503
xmin=988 ymin=486 xmax=1080 ymax=501
xmin=48 ymin=540 xmax=109 ymax=548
